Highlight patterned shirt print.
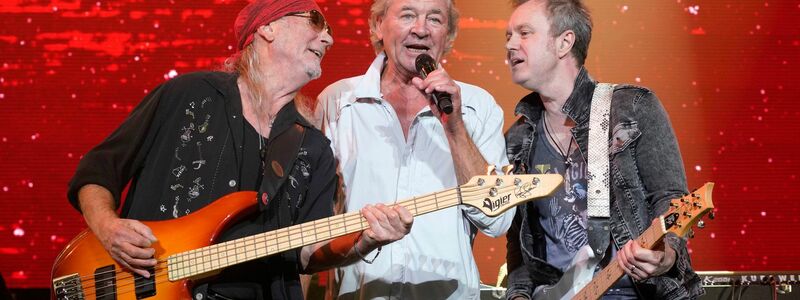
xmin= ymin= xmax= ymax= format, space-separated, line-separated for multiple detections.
xmin=529 ymin=118 xmax=589 ymax=272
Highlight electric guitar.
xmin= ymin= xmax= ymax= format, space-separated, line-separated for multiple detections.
xmin=532 ymin=182 xmax=715 ymax=300
xmin=51 ymin=170 xmax=563 ymax=300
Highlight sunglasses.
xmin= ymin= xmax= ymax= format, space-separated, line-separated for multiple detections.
xmin=285 ymin=10 xmax=333 ymax=37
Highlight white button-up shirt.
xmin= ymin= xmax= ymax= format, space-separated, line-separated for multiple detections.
xmin=317 ymin=53 xmax=515 ymax=299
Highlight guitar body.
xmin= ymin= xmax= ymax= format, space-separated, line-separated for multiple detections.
xmin=532 ymin=245 xmax=598 ymax=300
xmin=51 ymin=191 xmax=258 ymax=300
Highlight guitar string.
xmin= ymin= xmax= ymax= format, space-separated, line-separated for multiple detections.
xmin=82 ymin=178 xmax=570 ymax=298
xmin=80 ymin=183 xmax=513 ymax=295
xmin=75 ymin=183 xmax=482 ymax=283
xmin=76 ymin=182 xmax=533 ymax=298
xmin=77 ymin=184 xmax=469 ymax=285
xmin=560 ymin=197 xmax=701 ymax=299
xmin=85 ymin=183 xmax=525 ymax=298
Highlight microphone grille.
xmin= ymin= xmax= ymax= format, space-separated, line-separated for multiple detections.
xmin=415 ymin=54 xmax=436 ymax=74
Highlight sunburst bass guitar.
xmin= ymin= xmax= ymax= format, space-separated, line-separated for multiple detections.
xmin=52 ymin=170 xmax=563 ymax=300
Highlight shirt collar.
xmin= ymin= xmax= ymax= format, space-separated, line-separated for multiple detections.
xmin=269 ymin=100 xmax=312 ymax=140
xmin=560 ymin=66 xmax=595 ymax=126
xmin=350 ymin=52 xmax=388 ymax=103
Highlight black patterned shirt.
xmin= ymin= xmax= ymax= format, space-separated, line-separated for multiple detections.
xmin=67 ymin=71 xmax=337 ymax=299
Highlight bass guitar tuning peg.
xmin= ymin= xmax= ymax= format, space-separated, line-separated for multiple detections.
xmin=501 ymin=165 xmax=515 ymax=175
xmin=485 ymin=165 xmax=497 ymax=175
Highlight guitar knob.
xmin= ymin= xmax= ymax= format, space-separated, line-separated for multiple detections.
xmin=697 ymin=220 xmax=705 ymax=229
xmin=709 ymin=212 xmax=716 ymax=220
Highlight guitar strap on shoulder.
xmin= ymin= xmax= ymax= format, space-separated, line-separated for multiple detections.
xmin=258 ymin=123 xmax=306 ymax=219
xmin=586 ymin=83 xmax=616 ymax=257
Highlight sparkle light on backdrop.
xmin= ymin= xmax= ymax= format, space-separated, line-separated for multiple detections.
xmin=0 ymin=0 xmax=798 ymax=289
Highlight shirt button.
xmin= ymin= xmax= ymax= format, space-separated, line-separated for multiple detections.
xmin=229 ymin=180 xmax=237 ymax=187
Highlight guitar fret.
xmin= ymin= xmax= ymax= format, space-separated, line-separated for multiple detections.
xmin=184 ymin=251 xmax=193 ymax=275
xmin=298 ymin=226 xmax=306 ymax=246
xmin=288 ymin=227 xmax=297 ymax=249
xmin=283 ymin=229 xmax=292 ymax=250
xmin=246 ymin=236 xmax=254 ymax=259
xmin=239 ymin=238 xmax=246 ymax=263
xmin=312 ymin=220 xmax=319 ymax=243
xmin=190 ymin=250 xmax=199 ymax=275
xmin=195 ymin=248 xmax=202 ymax=274
xmin=227 ymin=240 xmax=236 ymax=266
xmin=201 ymin=247 xmax=207 ymax=271
xmin=197 ymin=248 xmax=204 ymax=273
xmin=291 ymin=227 xmax=301 ymax=248
xmin=254 ymin=235 xmax=264 ymax=257
xmin=285 ymin=227 xmax=295 ymax=251
xmin=167 ymin=178 xmax=552 ymax=281
xmin=211 ymin=244 xmax=219 ymax=270
xmin=208 ymin=245 xmax=215 ymax=271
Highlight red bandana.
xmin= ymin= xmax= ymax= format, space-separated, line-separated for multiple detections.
xmin=234 ymin=0 xmax=322 ymax=50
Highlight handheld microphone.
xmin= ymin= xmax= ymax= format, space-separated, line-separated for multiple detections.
xmin=415 ymin=54 xmax=454 ymax=114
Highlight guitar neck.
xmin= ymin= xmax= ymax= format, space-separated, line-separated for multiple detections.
xmin=167 ymin=186 xmax=466 ymax=281
xmin=572 ymin=218 xmax=667 ymax=300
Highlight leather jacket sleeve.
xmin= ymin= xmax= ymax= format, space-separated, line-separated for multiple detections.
xmin=629 ymin=90 xmax=704 ymax=299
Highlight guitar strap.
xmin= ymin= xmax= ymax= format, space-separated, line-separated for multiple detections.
xmin=586 ymin=83 xmax=616 ymax=257
xmin=259 ymin=123 xmax=306 ymax=220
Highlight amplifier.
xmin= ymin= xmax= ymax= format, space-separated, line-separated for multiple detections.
xmin=699 ymin=271 xmax=800 ymax=286
xmin=699 ymin=271 xmax=799 ymax=300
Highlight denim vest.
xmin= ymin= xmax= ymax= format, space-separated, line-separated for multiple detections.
xmin=504 ymin=68 xmax=704 ymax=299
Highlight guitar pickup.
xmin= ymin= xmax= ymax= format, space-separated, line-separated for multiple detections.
xmin=94 ymin=265 xmax=116 ymax=300
xmin=134 ymin=267 xmax=156 ymax=299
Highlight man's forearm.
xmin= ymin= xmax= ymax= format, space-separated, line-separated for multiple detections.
xmin=445 ymin=122 xmax=489 ymax=185
xmin=300 ymin=231 xmax=378 ymax=273
xmin=78 ymin=184 xmax=120 ymax=231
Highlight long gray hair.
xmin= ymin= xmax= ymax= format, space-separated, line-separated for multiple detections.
xmin=223 ymin=43 xmax=317 ymax=125
xmin=224 ymin=45 xmax=265 ymax=107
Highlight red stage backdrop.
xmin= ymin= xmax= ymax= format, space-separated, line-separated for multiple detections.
xmin=1 ymin=0 xmax=798 ymax=289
